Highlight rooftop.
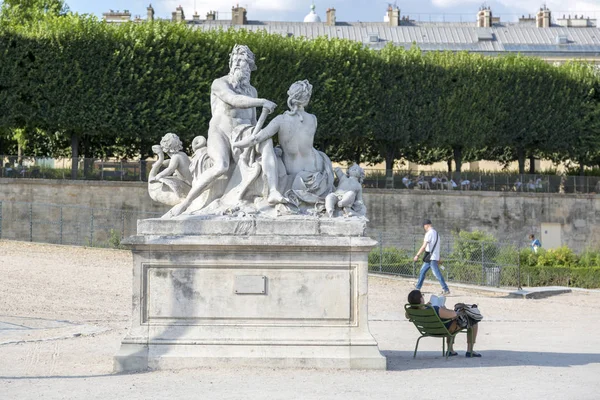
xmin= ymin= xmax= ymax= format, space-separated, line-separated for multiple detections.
xmin=192 ymin=20 xmax=600 ymax=55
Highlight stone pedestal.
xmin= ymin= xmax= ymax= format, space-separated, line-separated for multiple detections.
xmin=114 ymin=216 xmax=386 ymax=371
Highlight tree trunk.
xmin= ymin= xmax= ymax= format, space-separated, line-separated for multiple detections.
xmin=354 ymin=146 xmax=361 ymax=165
xmin=384 ymin=150 xmax=395 ymax=189
xmin=82 ymin=136 xmax=93 ymax=179
xmin=579 ymin=162 xmax=585 ymax=176
xmin=384 ymin=151 xmax=395 ymax=178
xmin=528 ymin=155 xmax=536 ymax=174
xmin=17 ymin=143 xmax=22 ymax=166
xmin=447 ymin=159 xmax=452 ymax=175
xmin=517 ymin=148 xmax=525 ymax=174
xmin=70 ymin=133 xmax=79 ymax=180
xmin=453 ymin=147 xmax=462 ymax=182
xmin=140 ymin=159 xmax=147 ymax=182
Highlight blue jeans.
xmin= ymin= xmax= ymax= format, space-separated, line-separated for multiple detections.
xmin=415 ymin=260 xmax=449 ymax=291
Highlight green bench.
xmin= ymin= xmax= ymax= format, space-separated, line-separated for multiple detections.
xmin=404 ymin=303 xmax=467 ymax=359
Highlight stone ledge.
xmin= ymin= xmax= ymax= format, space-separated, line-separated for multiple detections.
xmin=136 ymin=215 xmax=368 ymax=237
xmin=122 ymin=234 xmax=377 ymax=250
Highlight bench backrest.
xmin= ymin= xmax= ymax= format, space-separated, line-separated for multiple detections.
xmin=404 ymin=303 xmax=453 ymax=337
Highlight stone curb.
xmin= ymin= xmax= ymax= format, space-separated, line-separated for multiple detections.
xmin=368 ymin=273 xmax=585 ymax=299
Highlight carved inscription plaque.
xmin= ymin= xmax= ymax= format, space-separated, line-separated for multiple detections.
xmin=234 ymin=275 xmax=266 ymax=294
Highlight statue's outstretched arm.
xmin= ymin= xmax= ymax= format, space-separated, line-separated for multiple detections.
xmin=212 ymin=79 xmax=273 ymax=110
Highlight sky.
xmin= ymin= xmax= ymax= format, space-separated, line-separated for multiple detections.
xmin=65 ymin=0 xmax=600 ymax=23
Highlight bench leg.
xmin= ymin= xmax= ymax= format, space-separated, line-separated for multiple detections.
xmin=414 ymin=336 xmax=424 ymax=358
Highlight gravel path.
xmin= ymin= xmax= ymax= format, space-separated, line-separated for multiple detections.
xmin=1 ymin=240 xmax=599 ymax=399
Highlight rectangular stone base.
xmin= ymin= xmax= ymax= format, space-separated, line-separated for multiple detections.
xmin=115 ymin=217 xmax=386 ymax=371
xmin=115 ymin=343 xmax=386 ymax=371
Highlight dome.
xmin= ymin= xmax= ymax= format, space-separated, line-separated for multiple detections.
xmin=304 ymin=3 xmax=321 ymax=23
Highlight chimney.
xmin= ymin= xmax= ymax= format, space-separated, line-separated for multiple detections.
xmin=193 ymin=11 xmax=200 ymax=22
xmin=172 ymin=5 xmax=185 ymax=23
xmin=231 ymin=5 xmax=247 ymax=25
xmin=386 ymin=5 xmax=400 ymax=26
xmin=147 ymin=4 xmax=154 ymax=21
xmin=536 ymin=5 xmax=551 ymax=28
xmin=326 ymin=8 xmax=336 ymax=26
xmin=206 ymin=10 xmax=217 ymax=21
xmin=477 ymin=6 xmax=492 ymax=27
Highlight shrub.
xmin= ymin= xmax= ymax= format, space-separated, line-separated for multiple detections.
xmin=536 ymin=246 xmax=578 ymax=267
xmin=450 ymin=230 xmax=499 ymax=264
xmin=578 ymin=249 xmax=600 ymax=268
xmin=368 ymin=247 xmax=413 ymax=275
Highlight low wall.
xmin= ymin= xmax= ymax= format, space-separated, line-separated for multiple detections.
xmin=364 ymin=189 xmax=600 ymax=251
xmin=1 ymin=179 xmax=598 ymax=251
xmin=0 ymin=178 xmax=168 ymax=214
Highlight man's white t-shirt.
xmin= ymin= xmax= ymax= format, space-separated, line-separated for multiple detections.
xmin=424 ymin=228 xmax=440 ymax=261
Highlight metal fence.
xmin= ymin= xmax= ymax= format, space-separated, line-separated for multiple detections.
xmin=0 ymin=156 xmax=148 ymax=182
xmin=367 ymin=231 xmax=523 ymax=289
xmin=2 ymin=155 xmax=600 ymax=194
xmin=0 ymin=201 xmax=162 ymax=247
xmin=363 ymin=169 xmax=600 ymax=194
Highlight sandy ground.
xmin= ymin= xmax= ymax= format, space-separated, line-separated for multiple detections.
xmin=1 ymin=240 xmax=599 ymax=400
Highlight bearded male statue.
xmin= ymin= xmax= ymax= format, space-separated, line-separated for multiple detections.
xmin=167 ymin=45 xmax=283 ymax=217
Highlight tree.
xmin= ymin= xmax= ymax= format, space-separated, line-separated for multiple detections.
xmin=0 ymin=0 xmax=69 ymax=23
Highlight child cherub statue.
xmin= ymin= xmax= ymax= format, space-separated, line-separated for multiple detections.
xmin=149 ymin=133 xmax=193 ymax=185
xmin=325 ymin=163 xmax=366 ymax=217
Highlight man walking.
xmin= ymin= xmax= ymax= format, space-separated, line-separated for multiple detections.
xmin=413 ymin=219 xmax=450 ymax=295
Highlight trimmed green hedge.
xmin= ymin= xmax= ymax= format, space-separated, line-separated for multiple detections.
xmin=1 ymin=14 xmax=598 ymax=172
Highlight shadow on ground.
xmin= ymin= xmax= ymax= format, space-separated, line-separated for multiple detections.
xmin=383 ymin=350 xmax=600 ymax=371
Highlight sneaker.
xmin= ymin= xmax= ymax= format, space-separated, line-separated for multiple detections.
xmin=465 ymin=351 xmax=482 ymax=358
xmin=413 ymin=282 xmax=420 ymax=289
xmin=441 ymin=290 xmax=451 ymax=296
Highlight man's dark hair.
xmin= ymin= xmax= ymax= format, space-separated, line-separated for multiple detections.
xmin=408 ymin=289 xmax=422 ymax=305
xmin=529 ymin=234 xmax=535 ymax=240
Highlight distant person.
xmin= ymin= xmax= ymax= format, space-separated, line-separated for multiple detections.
xmin=416 ymin=173 xmax=430 ymax=190
xmin=513 ymin=178 xmax=522 ymax=192
xmin=460 ymin=179 xmax=470 ymax=190
xmin=413 ymin=219 xmax=450 ymax=295
xmin=535 ymin=178 xmax=543 ymax=191
xmin=527 ymin=179 xmax=535 ymax=191
xmin=529 ymin=234 xmax=541 ymax=253
xmin=439 ymin=175 xmax=450 ymax=190
xmin=402 ymin=175 xmax=412 ymax=189
xmin=407 ymin=289 xmax=481 ymax=357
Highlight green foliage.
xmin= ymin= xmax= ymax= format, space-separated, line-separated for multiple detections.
xmin=0 ymin=15 xmax=599 ymax=167
xmin=368 ymin=247 xmax=413 ymax=274
xmin=536 ymin=246 xmax=578 ymax=267
xmin=107 ymin=228 xmax=122 ymax=249
xmin=450 ymin=230 xmax=499 ymax=263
